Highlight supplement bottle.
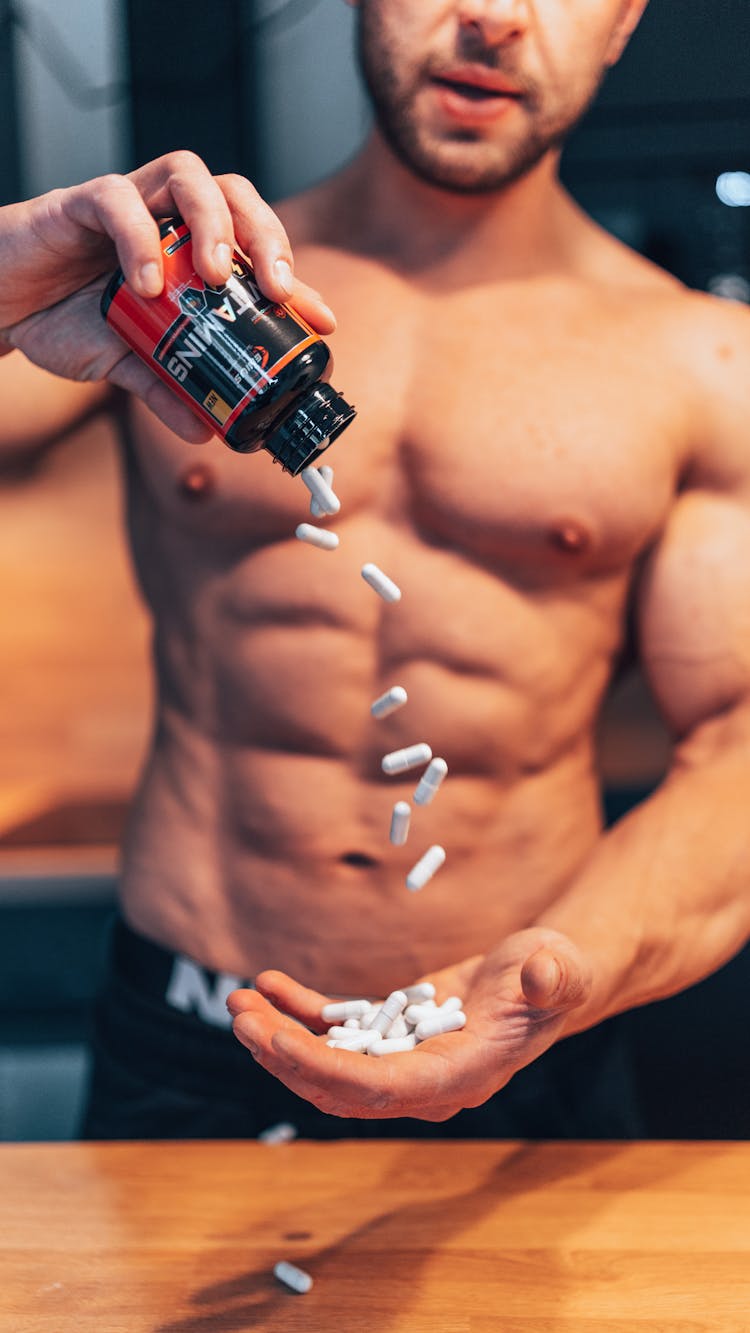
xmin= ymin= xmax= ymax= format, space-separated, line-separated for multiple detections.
xmin=101 ymin=218 xmax=356 ymax=474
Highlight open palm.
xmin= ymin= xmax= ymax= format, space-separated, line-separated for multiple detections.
xmin=228 ymin=927 xmax=593 ymax=1121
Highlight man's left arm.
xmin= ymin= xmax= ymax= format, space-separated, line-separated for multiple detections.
xmin=541 ymin=294 xmax=750 ymax=1034
xmin=228 ymin=296 xmax=750 ymax=1118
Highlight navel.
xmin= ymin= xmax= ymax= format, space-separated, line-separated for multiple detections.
xmin=550 ymin=518 xmax=591 ymax=554
xmin=178 ymin=462 xmax=216 ymax=500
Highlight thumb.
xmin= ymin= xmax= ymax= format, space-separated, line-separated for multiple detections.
xmin=520 ymin=944 xmax=592 ymax=1012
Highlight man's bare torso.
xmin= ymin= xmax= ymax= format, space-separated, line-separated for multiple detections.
xmin=118 ymin=185 xmax=696 ymax=994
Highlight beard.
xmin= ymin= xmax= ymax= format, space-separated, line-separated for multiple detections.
xmin=355 ymin=6 xmax=605 ymax=195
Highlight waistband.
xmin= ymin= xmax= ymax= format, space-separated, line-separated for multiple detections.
xmin=112 ymin=916 xmax=255 ymax=1030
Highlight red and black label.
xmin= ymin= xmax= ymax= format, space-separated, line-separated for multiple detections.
xmin=102 ymin=222 xmax=318 ymax=438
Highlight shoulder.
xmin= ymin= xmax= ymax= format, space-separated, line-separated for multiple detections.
xmin=580 ymin=219 xmax=750 ymax=488
xmin=652 ymin=289 xmax=750 ymax=495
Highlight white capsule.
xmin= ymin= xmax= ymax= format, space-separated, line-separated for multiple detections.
xmin=258 ymin=1121 xmax=298 ymax=1144
xmin=326 ymin=1025 xmax=362 ymax=1039
xmin=274 ymin=1261 xmax=313 ymax=1294
xmin=415 ymin=1010 xmax=466 ymax=1041
xmin=321 ymin=999 xmax=372 ymax=1022
xmin=402 ymin=982 xmax=436 ymax=1003
xmin=310 ymin=464 xmax=334 ymax=517
xmin=413 ymin=757 xmax=448 ymax=805
xmin=403 ymin=1002 xmax=437 ymax=1026
xmin=361 ymin=562 xmax=401 ymax=603
xmin=389 ymin=801 xmax=411 ymax=846
xmin=295 ymin=522 xmax=339 ymax=550
xmin=370 ymin=989 xmax=408 ymax=1036
xmin=359 ymin=1005 xmax=382 ymax=1029
xmin=371 ymin=685 xmax=408 ymax=719
xmin=388 ymin=1015 xmax=409 ymax=1039
xmin=439 ymin=995 xmax=464 ymax=1015
xmin=301 ymin=466 xmax=340 ymax=515
xmin=370 ymin=1034 xmax=418 ymax=1055
xmin=382 ymin=743 xmax=432 ymax=776
xmin=330 ymin=1029 xmax=382 ymax=1053
xmin=343 ymin=1017 xmax=360 ymax=1029
xmin=406 ymin=844 xmax=446 ymax=891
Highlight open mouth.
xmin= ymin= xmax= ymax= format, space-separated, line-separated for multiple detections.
xmin=432 ymin=77 xmax=520 ymax=102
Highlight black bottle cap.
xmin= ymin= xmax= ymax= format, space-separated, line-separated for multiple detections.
xmin=263 ymin=383 xmax=356 ymax=475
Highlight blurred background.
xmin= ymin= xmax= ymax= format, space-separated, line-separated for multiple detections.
xmin=0 ymin=0 xmax=748 ymax=1140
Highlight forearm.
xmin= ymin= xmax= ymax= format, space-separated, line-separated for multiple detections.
xmin=538 ymin=706 xmax=750 ymax=1035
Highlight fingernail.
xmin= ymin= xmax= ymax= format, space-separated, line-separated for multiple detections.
xmin=317 ymin=300 xmax=336 ymax=327
xmin=539 ymin=954 xmax=561 ymax=995
xmin=139 ymin=260 xmax=162 ymax=297
xmin=274 ymin=258 xmax=294 ymax=296
xmin=214 ymin=242 xmax=232 ymax=273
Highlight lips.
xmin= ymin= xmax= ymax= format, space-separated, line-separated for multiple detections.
xmin=431 ymin=66 xmax=523 ymax=99
xmin=429 ymin=69 xmax=523 ymax=123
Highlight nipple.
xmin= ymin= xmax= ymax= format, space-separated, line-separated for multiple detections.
xmin=179 ymin=462 xmax=216 ymax=500
xmin=550 ymin=519 xmax=590 ymax=554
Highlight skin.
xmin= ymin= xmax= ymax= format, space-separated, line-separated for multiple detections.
xmin=2 ymin=0 xmax=750 ymax=1121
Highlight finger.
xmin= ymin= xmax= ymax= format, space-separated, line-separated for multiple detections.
xmin=59 ymin=175 xmax=165 ymax=298
xmin=285 ymin=278 xmax=337 ymax=335
xmin=253 ymin=970 xmax=332 ymax=1034
xmin=107 ymin=350 xmax=214 ymax=442
xmin=214 ymin=172 xmax=297 ymax=304
xmin=270 ymin=1021 xmax=451 ymax=1115
xmin=230 ymin=993 xmax=365 ymax=1112
xmin=127 ymin=151 xmax=236 ymax=287
xmin=520 ymin=945 xmax=592 ymax=1012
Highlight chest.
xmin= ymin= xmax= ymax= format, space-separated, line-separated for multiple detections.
xmin=128 ymin=271 xmax=683 ymax=584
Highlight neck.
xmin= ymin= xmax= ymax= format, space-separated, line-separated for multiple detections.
xmin=334 ymin=129 xmax=576 ymax=278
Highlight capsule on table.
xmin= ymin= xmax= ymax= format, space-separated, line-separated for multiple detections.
xmin=310 ymin=464 xmax=334 ymax=516
xmin=406 ymin=843 xmax=446 ymax=891
xmin=295 ymin=522 xmax=339 ymax=550
xmin=413 ymin=757 xmax=448 ymax=805
xmin=301 ymin=465 xmax=340 ymax=514
xmin=371 ymin=685 xmax=408 ymax=719
xmin=258 ymin=1121 xmax=298 ymax=1144
xmin=389 ymin=800 xmax=411 ymax=846
xmin=274 ymin=1261 xmax=313 ymax=1294
xmin=361 ymin=562 xmax=401 ymax=603
xmin=382 ymin=743 xmax=432 ymax=775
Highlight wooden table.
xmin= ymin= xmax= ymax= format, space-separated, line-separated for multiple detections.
xmin=1 ymin=1140 xmax=749 ymax=1331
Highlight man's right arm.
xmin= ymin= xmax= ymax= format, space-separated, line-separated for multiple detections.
xmin=0 ymin=152 xmax=336 ymax=448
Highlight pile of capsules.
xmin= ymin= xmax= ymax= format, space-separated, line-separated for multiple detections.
xmin=322 ymin=981 xmax=466 ymax=1056
xmin=297 ymin=464 xmax=448 ymax=893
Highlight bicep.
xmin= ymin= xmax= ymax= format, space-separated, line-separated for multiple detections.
xmin=637 ymin=488 xmax=750 ymax=739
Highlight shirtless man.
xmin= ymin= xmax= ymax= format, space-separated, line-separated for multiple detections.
xmin=2 ymin=0 xmax=750 ymax=1138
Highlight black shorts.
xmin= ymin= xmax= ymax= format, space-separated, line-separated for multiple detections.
xmin=79 ymin=916 xmax=644 ymax=1141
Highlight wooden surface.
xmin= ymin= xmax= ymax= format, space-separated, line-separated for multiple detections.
xmin=1 ymin=1140 xmax=749 ymax=1332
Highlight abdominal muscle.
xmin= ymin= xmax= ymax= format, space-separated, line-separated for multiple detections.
xmin=116 ymin=393 xmax=622 ymax=993
xmin=117 ymin=599 xmax=608 ymax=993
